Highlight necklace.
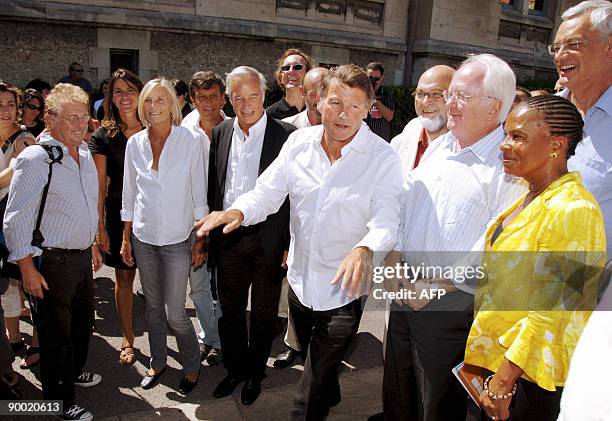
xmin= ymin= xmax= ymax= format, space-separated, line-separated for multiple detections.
xmin=521 ymin=180 xmax=556 ymax=210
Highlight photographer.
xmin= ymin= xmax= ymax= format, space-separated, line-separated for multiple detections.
xmin=364 ymin=62 xmax=395 ymax=142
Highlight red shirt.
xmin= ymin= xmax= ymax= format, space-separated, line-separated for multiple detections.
xmin=413 ymin=127 xmax=429 ymax=168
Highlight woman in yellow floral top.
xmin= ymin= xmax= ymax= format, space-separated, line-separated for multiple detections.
xmin=464 ymin=95 xmax=606 ymax=421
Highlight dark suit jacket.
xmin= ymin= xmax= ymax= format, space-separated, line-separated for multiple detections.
xmin=208 ymin=116 xmax=295 ymax=276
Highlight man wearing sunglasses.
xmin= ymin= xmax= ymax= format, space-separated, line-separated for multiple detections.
xmin=390 ymin=65 xmax=455 ymax=182
xmin=364 ymin=62 xmax=395 ymax=142
xmin=58 ymin=62 xmax=93 ymax=95
xmin=267 ymin=48 xmax=313 ymax=120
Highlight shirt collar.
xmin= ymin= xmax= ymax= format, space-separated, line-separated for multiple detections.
xmin=445 ymin=125 xmax=504 ymax=163
xmin=559 ymin=86 xmax=612 ymax=117
xmin=310 ymin=122 xmax=371 ymax=156
xmin=233 ymin=111 xmax=267 ymax=140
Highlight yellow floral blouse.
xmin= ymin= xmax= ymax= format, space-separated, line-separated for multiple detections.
xmin=464 ymin=172 xmax=606 ymax=391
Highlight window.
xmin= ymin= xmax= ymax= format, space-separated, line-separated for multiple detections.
xmin=110 ymin=49 xmax=139 ymax=75
xmin=528 ymin=0 xmax=546 ymax=16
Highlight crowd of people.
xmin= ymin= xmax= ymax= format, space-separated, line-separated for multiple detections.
xmin=0 ymin=1 xmax=610 ymax=421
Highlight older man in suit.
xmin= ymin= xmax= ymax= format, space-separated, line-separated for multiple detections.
xmin=207 ymin=66 xmax=295 ymax=405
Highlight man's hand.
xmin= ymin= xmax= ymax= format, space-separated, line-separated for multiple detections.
xmin=192 ymin=238 xmax=207 ymax=267
xmin=281 ymin=250 xmax=288 ymax=269
xmin=92 ymin=244 xmax=103 ymax=272
xmin=120 ymin=238 xmax=135 ymax=267
xmin=194 ymin=209 xmax=244 ymax=239
xmin=331 ymin=246 xmax=373 ymax=299
xmin=21 ymin=266 xmax=48 ymax=299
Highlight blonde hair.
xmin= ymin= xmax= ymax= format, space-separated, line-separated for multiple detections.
xmin=138 ymin=78 xmax=182 ymax=127
xmin=45 ymin=83 xmax=89 ymax=115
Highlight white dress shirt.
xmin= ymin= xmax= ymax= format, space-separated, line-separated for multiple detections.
xmin=282 ymin=109 xmax=312 ymax=129
xmin=121 ymin=126 xmax=207 ymax=246
xmin=181 ymin=109 xmax=229 ymax=172
xmin=390 ymin=117 xmax=424 ymax=182
xmin=232 ymin=123 xmax=403 ymax=310
xmin=398 ymin=125 xmax=526 ymax=292
xmin=223 ymin=113 xmax=267 ymax=210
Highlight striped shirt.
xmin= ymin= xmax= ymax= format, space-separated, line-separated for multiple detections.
xmin=398 ymin=125 xmax=526 ymax=292
xmin=4 ymin=134 xmax=99 ymax=261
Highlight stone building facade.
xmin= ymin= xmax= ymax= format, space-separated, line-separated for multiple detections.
xmin=0 ymin=0 xmax=580 ymax=90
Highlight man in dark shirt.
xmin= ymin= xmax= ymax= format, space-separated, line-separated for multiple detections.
xmin=364 ymin=62 xmax=395 ymax=142
xmin=266 ymin=48 xmax=313 ymax=120
xmin=58 ymin=62 xmax=93 ymax=95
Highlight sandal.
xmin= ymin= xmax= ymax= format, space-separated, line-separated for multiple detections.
xmin=19 ymin=346 xmax=40 ymax=369
xmin=119 ymin=346 xmax=137 ymax=365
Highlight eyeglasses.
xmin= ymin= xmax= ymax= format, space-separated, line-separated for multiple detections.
xmin=25 ymin=103 xmax=42 ymax=112
xmin=280 ymin=64 xmax=304 ymax=72
xmin=412 ymin=90 xmax=445 ymax=100
xmin=369 ymin=76 xmax=381 ymax=83
xmin=71 ymin=69 xmax=84 ymax=73
xmin=547 ymin=37 xmax=600 ymax=55
xmin=54 ymin=113 xmax=90 ymax=124
xmin=443 ymin=90 xmax=497 ymax=103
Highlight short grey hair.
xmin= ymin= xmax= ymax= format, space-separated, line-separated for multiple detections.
xmin=138 ymin=78 xmax=183 ymax=127
xmin=225 ymin=66 xmax=267 ymax=103
xmin=45 ymin=83 xmax=89 ymax=115
xmin=562 ymin=0 xmax=612 ymax=38
xmin=461 ymin=54 xmax=516 ymax=124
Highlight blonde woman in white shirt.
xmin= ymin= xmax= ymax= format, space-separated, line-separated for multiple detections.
xmin=120 ymin=78 xmax=207 ymax=395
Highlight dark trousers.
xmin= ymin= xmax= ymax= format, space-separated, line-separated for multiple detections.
xmin=479 ymin=370 xmax=563 ymax=421
xmin=28 ymin=249 xmax=94 ymax=407
xmin=216 ymin=230 xmax=283 ymax=381
xmin=289 ymin=287 xmax=364 ymax=421
xmin=383 ymin=291 xmax=474 ymax=421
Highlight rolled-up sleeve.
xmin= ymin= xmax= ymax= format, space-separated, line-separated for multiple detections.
xmin=121 ymin=138 xmax=136 ymax=222
xmin=355 ymin=151 xmax=403 ymax=253
xmin=231 ymin=139 xmax=290 ymax=226
xmin=191 ymin=135 xmax=208 ymax=220
xmin=4 ymin=154 xmax=47 ymax=262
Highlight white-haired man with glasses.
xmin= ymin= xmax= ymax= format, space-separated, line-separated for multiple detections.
xmin=551 ymin=0 xmax=612 ymax=263
xmin=376 ymin=54 xmax=526 ymax=421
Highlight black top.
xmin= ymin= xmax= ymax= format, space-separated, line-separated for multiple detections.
xmin=266 ymin=97 xmax=303 ymax=120
xmin=364 ymin=86 xmax=395 ymax=142
xmin=25 ymin=121 xmax=45 ymax=138
xmin=181 ymin=103 xmax=194 ymax=119
xmin=89 ymin=126 xmax=130 ymax=200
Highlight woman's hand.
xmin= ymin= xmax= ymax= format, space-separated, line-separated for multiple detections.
xmin=479 ymin=387 xmax=511 ymax=420
xmin=120 ymin=238 xmax=134 ymax=267
xmin=91 ymin=244 xmax=103 ymax=272
xmin=479 ymin=359 xmax=523 ymax=420
xmin=98 ymin=227 xmax=110 ymax=253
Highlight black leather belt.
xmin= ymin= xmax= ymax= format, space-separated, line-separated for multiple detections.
xmin=43 ymin=247 xmax=90 ymax=254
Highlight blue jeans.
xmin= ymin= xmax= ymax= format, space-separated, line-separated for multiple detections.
xmin=131 ymin=235 xmax=200 ymax=375
xmin=189 ymin=232 xmax=221 ymax=348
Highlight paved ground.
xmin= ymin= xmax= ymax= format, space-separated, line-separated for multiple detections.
xmin=9 ymin=265 xmax=387 ymax=420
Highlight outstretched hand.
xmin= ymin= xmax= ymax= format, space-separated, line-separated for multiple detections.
xmin=331 ymin=246 xmax=373 ymax=299
xmin=195 ymin=209 xmax=244 ymax=239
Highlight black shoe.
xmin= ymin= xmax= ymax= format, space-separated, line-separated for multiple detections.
xmin=178 ymin=375 xmax=199 ymax=395
xmin=140 ymin=367 xmax=166 ymax=389
xmin=213 ymin=375 xmax=243 ymax=398
xmin=240 ymin=378 xmax=261 ymax=405
xmin=273 ymin=347 xmax=298 ymax=369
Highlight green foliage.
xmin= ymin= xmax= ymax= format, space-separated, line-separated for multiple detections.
xmin=386 ymin=85 xmax=417 ymax=139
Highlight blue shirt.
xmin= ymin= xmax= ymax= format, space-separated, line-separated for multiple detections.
xmin=566 ymin=85 xmax=612 ymax=258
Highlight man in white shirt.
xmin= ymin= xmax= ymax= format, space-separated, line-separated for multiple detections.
xmin=204 ymin=66 xmax=295 ymax=405
xmin=196 ymin=64 xmax=403 ymax=421
xmin=182 ymin=71 xmax=230 ymax=366
xmin=379 ymin=54 xmax=525 ymax=421
xmin=275 ymin=66 xmax=329 ymax=370
xmin=282 ymin=67 xmax=329 ymax=130
xmin=390 ymin=65 xmax=455 ymax=181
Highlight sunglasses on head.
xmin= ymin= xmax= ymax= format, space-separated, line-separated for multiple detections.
xmin=281 ymin=64 xmax=304 ymax=72
xmin=26 ymin=103 xmax=42 ymax=111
